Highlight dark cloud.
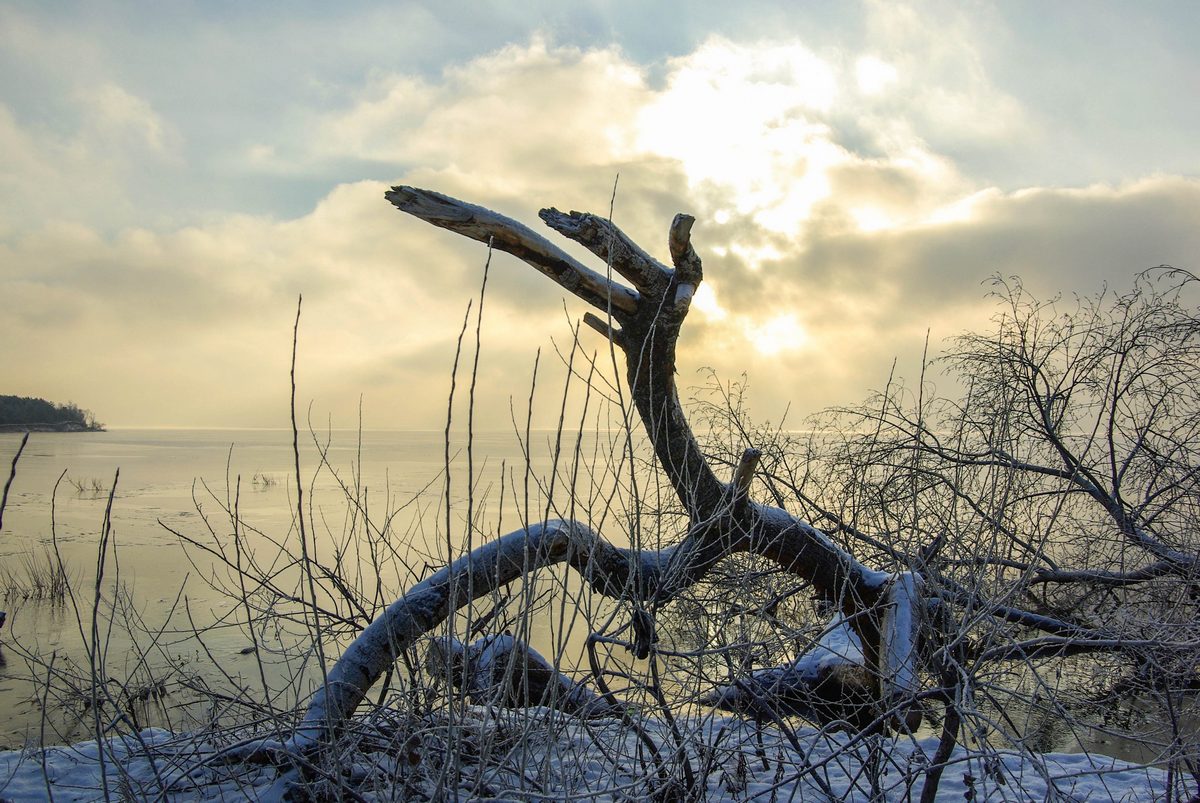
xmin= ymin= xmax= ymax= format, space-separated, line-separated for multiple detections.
xmin=800 ymin=178 xmax=1200 ymax=320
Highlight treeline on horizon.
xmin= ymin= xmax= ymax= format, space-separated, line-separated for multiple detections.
xmin=0 ymin=395 xmax=103 ymax=432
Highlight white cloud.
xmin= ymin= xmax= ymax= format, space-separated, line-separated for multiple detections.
xmin=855 ymin=55 xmax=898 ymax=95
xmin=858 ymin=0 xmax=1028 ymax=148
xmin=0 ymin=80 xmax=178 ymax=232
xmin=317 ymin=37 xmax=649 ymax=192
xmin=0 ymin=181 xmax=499 ymax=427
xmin=633 ymin=38 xmax=844 ymax=231
xmin=79 ymin=82 xmax=177 ymax=155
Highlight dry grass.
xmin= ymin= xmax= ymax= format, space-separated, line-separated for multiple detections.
xmin=0 ymin=545 xmax=74 ymax=603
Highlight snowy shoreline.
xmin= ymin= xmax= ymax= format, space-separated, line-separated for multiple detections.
xmin=0 ymin=713 xmax=1168 ymax=802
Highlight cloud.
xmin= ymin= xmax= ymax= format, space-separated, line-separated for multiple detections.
xmin=317 ymin=38 xmax=647 ymax=182
xmin=686 ymin=175 xmax=1200 ymax=417
xmin=0 ymin=82 xmax=178 ymax=233
xmin=0 ymin=181 xmax=539 ymax=425
xmin=1 ymin=27 xmax=1197 ymax=431
xmin=79 ymin=82 xmax=177 ymax=155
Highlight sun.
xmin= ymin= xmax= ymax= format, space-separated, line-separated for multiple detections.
xmin=746 ymin=314 xmax=808 ymax=356
xmin=631 ymin=38 xmax=845 ymax=234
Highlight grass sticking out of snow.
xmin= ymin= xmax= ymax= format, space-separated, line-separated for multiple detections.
xmin=0 ymin=710 xmax=1169 ymax=802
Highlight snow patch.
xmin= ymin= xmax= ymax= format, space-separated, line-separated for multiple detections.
xmin=0 ymin=717 xmax=1168 ymax=801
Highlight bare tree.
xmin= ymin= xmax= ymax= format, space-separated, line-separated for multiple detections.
xmin=281 ymin=188 xmax=922 ymax=748
xmin=219 ymin=189 xmax=1196 ymax=801
xmin=720 ymin=269 xmax=1200 ymax=797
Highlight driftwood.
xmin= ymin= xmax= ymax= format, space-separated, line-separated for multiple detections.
xmin=240 ymin=187 xmax=1179 ymax=776
xmin=175 ymin=186 xmax=1200 ymax=803
xmin=701 ymin=612 xmax=876 ymax=730
xmin=278 ymin=187 xmax=915 ymax=753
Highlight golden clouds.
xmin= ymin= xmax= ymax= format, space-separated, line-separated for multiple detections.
xmin=2 ymin=30 xmax=1197 ymax=428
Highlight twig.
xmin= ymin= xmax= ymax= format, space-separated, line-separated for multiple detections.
xmin=0 ymin=431 xmax=29 ymax=531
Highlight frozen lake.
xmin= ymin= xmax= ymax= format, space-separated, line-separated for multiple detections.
xmin=0 ymin=427 xmax=625 ymax=748
xmin=0 ymin=428 xmax=1184 ymax=767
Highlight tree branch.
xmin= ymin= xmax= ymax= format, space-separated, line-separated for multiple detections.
xmin=538 ymin=208 xmax=672 ymax=297
xmin=287 ymin=513 xmax=893 ymax=750
xmin=386 ymin=186 xmax=639 ymax=316
xmin=668 ymin=213 xmax=702 ymax=313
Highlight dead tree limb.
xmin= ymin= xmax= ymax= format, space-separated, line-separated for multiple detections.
xmin=426 ymin=633 xmax=618 ymax=716
xmin=270 ymin=187 xmax=1163 ymax=758
xmin=386 ymin=187 xmax=639 ymax=315
xmin=251 ymin=187 xmax=912 ymax=754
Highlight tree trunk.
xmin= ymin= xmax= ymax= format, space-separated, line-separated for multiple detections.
xmin=268 ymin=187 xmax=910 ymax=750
xmin=281 ymin=187 xmax=1139 ymax=752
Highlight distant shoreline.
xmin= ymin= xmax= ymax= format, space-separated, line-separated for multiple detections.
xmin=0 ymin=422 xmax=105 ymax=433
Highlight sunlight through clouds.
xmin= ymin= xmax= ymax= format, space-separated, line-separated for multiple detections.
xmin=924 ymin=189 xmax=998 ymax=225
xmin=727 ymin=240 xmax=786 ymax=270
xmin=626 ymin=34 xmax=974 ymax=246
xmin=850 ymin=206 xmax=893 ymax=232
xmin=745 ymin=314 xmax=809 ymax=356
xmin=633 ymin=38 xmax=844 ymax=231
xmin=854 ymin=55 xmax=898 ymax=95
xmin=1 ymin=3 xmax=1198 ymax=428
xmin=690 ymin=283 xmax=727 ymax=321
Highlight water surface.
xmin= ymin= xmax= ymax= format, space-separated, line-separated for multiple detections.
xmin=0 ymin=427 xmax=607 ymax=746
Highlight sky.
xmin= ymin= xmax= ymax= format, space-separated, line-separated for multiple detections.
xmin=1 ymin=0 xmax=1198 ymax=430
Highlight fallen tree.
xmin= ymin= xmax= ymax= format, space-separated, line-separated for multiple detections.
xmin=288 ymin=188 xmax=929 ymax=748
xmin=219 ymin=188 xmax=1197 ymax=801
xmin=177 ymin=186 xmax=1190 ymax=801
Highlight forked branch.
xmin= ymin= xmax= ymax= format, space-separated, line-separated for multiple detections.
xmin=385 ymin=187 xmax=638 ymax=316
xmin=278 ymin=187 xmax=1147 ymax=762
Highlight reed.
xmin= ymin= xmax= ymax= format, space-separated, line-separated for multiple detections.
xmin=0 ymin=545 xmax=75 ymax=603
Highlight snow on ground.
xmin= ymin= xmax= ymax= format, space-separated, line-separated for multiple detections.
xmin=0 ymin=714 xmax=1169 ymax=801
